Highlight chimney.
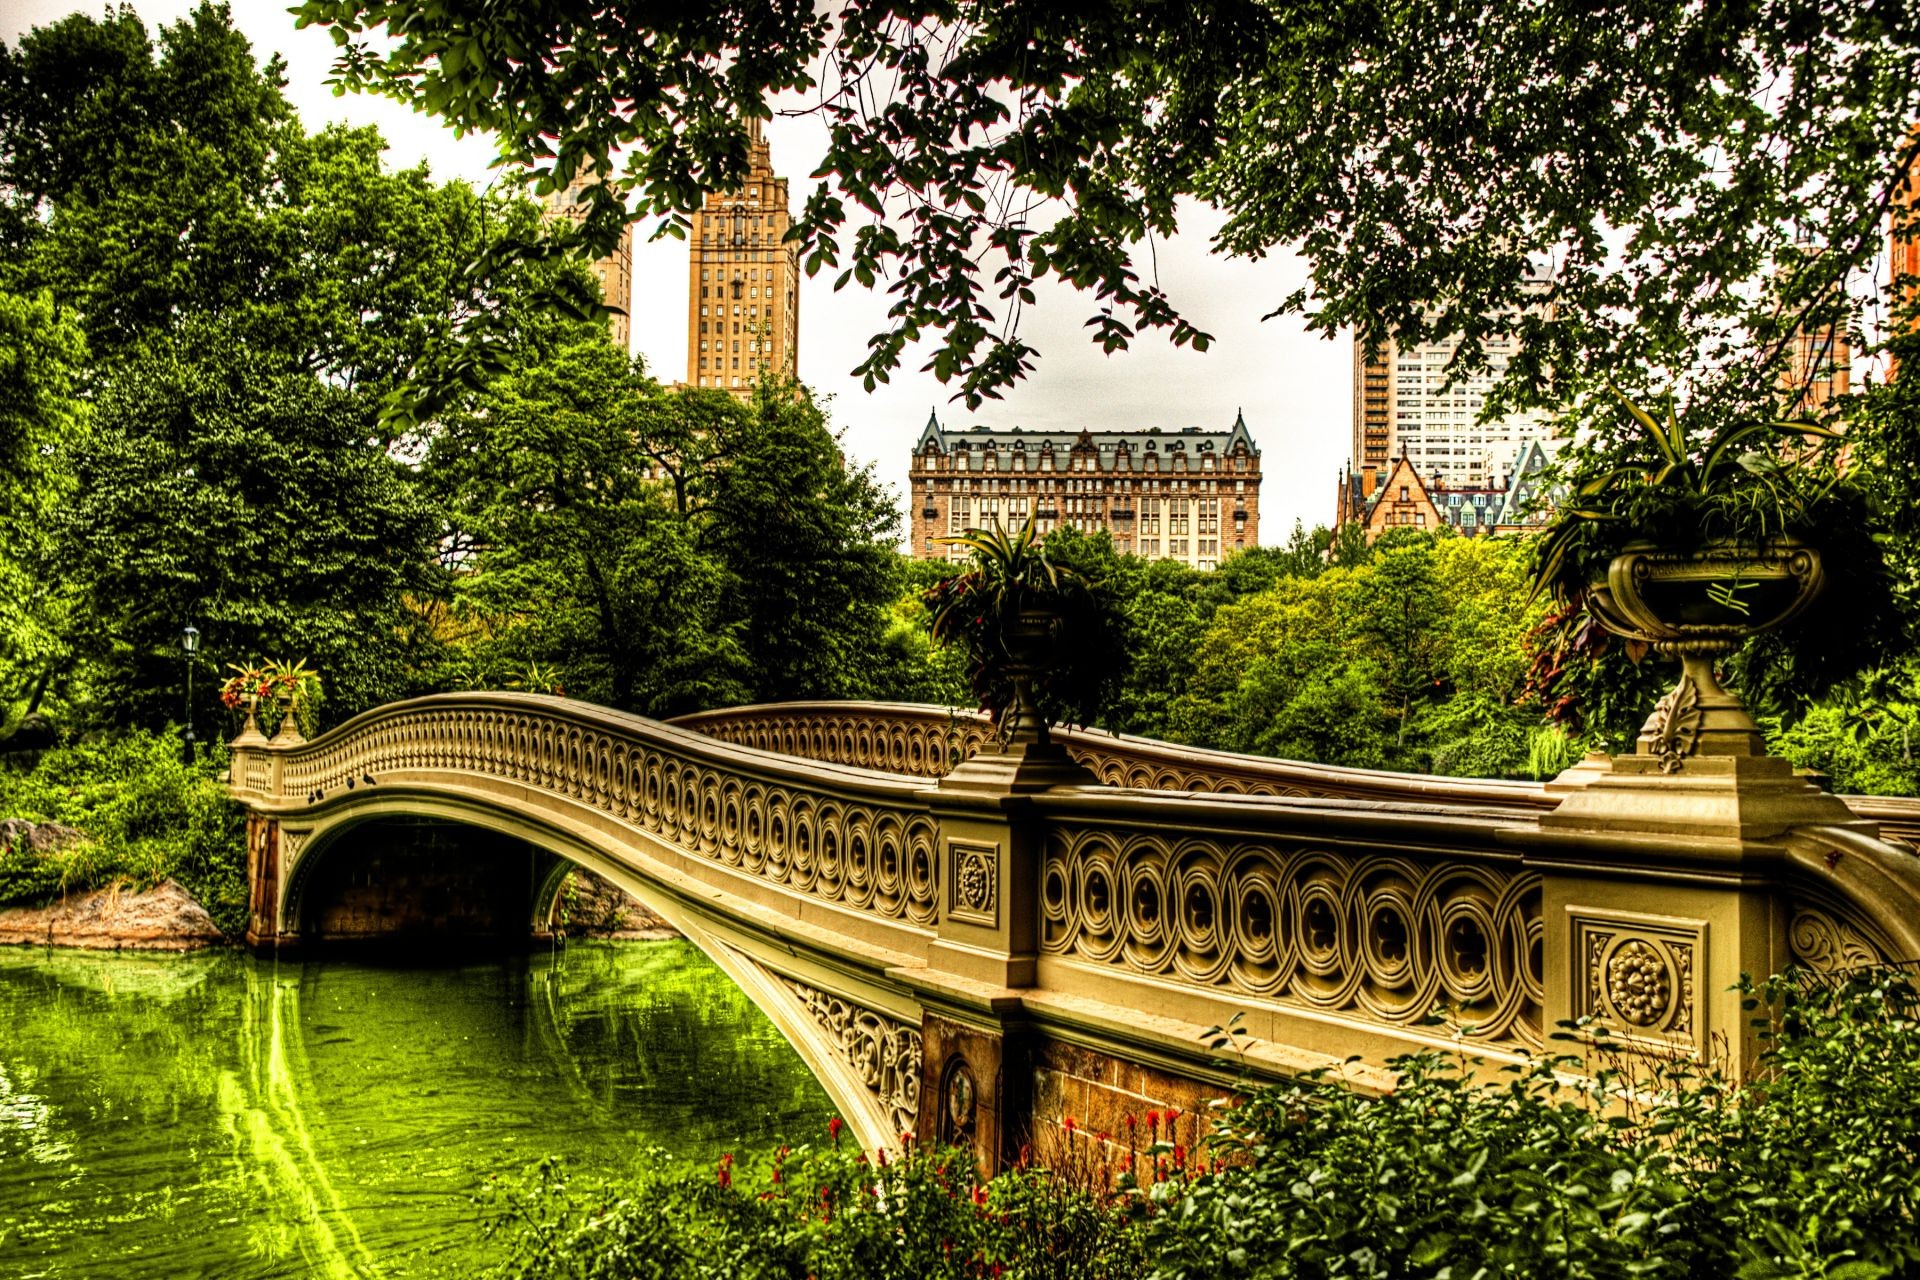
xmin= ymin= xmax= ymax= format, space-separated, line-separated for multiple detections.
xmin=1361 ymin=463 xmax=1378 ymax=498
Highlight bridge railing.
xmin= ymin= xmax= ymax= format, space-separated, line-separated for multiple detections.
xmin=671 ymin=700 xmax=1920 ymax=841
xmin=233 ymin=693 xmax=947 ymax=932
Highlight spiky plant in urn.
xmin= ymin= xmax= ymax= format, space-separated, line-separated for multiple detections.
xmin=924 ymin=518 xmax=1121 ymax=789
xmin=1532 ymin=385 xmax=1885 ymax=834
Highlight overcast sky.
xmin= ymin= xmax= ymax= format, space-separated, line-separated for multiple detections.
xmin=5 ymin=1 xmax=1355 ymax=542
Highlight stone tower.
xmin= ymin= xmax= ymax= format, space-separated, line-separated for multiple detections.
xmin=541 ymin=169 xmax=635 ymax=351
xmin=687 ymin=118 xmax=801 ymax=394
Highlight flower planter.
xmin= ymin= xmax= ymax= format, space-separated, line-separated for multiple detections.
xmin=1587 ymin=540 xmax=1823 ymax=770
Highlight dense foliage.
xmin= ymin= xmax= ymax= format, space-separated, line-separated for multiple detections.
xmin=0 ymin=733 xmax=247 ymax=935
xmin=487 ymin=970 xmax=1920 ymax=1280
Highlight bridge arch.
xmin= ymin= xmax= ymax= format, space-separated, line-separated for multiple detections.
xmin=254 ymin=775 xmax=925 ymax=1154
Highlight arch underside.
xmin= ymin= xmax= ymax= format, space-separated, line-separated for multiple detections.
xmin=275 ymin=787 xmax=922 ymax=1154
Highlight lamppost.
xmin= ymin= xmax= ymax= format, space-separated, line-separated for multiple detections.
xmin=181 ymin=624 xmax=200 ymax=764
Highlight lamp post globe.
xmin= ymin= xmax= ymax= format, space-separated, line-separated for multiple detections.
xmin=181 ymin=625 xmax=200 ymax=763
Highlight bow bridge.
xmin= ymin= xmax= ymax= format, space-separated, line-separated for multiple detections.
xmin=230 ymin=694 xmax=1920 ymax=1167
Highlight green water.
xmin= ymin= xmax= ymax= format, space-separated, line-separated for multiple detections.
xmin=0 ymin=941 xmax=837 ymax=1278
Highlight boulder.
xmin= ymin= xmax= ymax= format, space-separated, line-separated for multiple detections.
xmin=0 ymin=877 xmax=225 ymax=950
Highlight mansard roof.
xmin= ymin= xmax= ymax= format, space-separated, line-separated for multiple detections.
xmin=915 ymin=410 xmax=1260 ymax=465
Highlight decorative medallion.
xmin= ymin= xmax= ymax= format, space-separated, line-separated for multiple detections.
xmin=1568 ymin=908 xmax=1706 ymax=1053
xmin=1643 ymin=673 xmax=1704 ymax=773
xmin=1605 ymin=939 xmax=1671 ymax=1026
xmin=943 ymin=1059 xmax=978 ymax=1143
xmin=947 ymin=840 xmax=999 ymax=926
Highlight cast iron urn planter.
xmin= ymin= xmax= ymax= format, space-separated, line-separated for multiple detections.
xmin=1586 ymin=540 xmax=1824 ymax=771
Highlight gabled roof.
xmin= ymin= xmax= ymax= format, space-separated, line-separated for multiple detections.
xmin=1495 ymin=439 xmax=1553 ymax=526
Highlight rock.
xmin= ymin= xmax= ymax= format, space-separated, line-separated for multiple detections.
xmin=550 ymin=870 xmax=680 ymax=941
xmin=0 ymin=878 xmax=225 ymax=951
xmin=0 ymin=713 xmax=58 ymax=756
xmin=0 ymin=818 xmax=86 ymax=856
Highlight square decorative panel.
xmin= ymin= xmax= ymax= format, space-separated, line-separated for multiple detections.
xmin=1568 ymin=907 xmax=1706 ymax=1055
xmin=946 ymin=839 xmax=999 ymax=927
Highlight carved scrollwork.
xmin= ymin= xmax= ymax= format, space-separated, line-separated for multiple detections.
xmin=1643 ymin=674 xmax=1704 ymax=773
xmin=783 ymin=979 xmax=923 ymax=1137
xmin=1040 ymin=827 xmax=1544 ymax=1049
xmin=1789 ymin=903 xmax=1886 ymax=972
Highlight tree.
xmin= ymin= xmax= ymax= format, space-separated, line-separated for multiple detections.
xmin=49 ymin=323 xmax=439 ymax=731
xmin=296 ymin=1 xmax=1920 ymax=418
xmin=697 ymin=381 xmax=904 ymax=702
xmin=442 ymin=342 xmax=751 ymax=715
xmin=0 ymin=288 xmax=85 ymax=724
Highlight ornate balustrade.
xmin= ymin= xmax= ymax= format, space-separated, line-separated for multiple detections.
xmin=235 ymin=694 xmax=944 ymax=930
xmin=672 ymin=701 xmax=1920 ymax=841
xmin=1030 ymin=792 xmax=1546 ymax=1054
xmin=671 ymin=701 xmax=1555 ymax=809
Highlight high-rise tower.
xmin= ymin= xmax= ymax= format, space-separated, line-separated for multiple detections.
xmin=542 ymin=169 xmax=635 ymax=350
xmin=687 ymin=119 xmax=800 ymax=393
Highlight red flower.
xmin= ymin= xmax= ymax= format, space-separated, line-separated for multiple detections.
xmin=717 ymin=1153 xmax=734 ymax=1189
xmin=829 ymin=1117 xmax=844 ymax=1145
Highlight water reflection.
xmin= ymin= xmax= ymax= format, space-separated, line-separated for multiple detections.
xmin=0 ymin=941 xmax=836 ymax=1278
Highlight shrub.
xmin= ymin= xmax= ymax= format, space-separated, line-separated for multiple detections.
xmin=486 ymin=971 xmax=1920 ymax=1280
xmin=0 ymin=729 xmax=247 ymax=935
xmin=483 ymin=1126 xmax=1160 ymax=1280
xmin=1144 ymin=969 xmax=1920 ymax=1280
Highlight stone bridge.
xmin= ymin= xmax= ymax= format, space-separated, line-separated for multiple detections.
xmin=229 ymin=694 xmax=1920 ymax=1169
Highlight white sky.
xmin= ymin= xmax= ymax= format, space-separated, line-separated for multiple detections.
xmin=4 ymin=1 xmax=1354 ymax=543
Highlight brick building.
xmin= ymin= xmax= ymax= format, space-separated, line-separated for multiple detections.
xmin=909 ymin=413 xmax=1262 ymax=569
xmin=686 ymin=118 xmax=800 ymax=393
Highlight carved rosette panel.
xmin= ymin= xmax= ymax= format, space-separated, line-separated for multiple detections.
xmin=1788 ymin=902 xmax=1886 ymax=973
xmin=1569 ymin=912 xmax=1701 ymax=1051
xmin=783 ymin=979 xmax=923 ymax=1138
xmin=1040 ymin=828 xmax=1545 ymax=1049
xmin=947 ymin=840 xmax=999 ymax=926
xmin=269 ymin=706 xmax=940 ymax=927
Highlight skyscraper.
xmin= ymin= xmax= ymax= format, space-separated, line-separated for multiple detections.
xmin=686 ymin=119 xmax=800 ymax=393
xmin=541 ymin=169 xmax=635 ymax=350
xmin=1349 ymin=284 xmax=1553 ymax=491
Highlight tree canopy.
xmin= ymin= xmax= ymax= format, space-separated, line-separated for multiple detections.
xmin=295 ymin=0 xmax=1920 ymax=417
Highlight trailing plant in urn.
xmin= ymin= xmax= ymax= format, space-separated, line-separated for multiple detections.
xmin=1525 ymin=385 xmax=1888 ymax=751
xmin=924 ymin=519 xmax=1124 ymax=744
xmin=220 ymin=658 xmax=325 ymax=739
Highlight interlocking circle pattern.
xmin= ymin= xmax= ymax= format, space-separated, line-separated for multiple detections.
xmin=1041 ymin=829 xmax=1545 ymax=1048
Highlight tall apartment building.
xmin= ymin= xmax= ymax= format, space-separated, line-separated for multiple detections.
xmin=1894 ymin=135 xmax=1920 ymax=370
xmin=1350 ymin=285 xmax=1553 ymax=491
xmin=542 ymin=170 xmax=635 ymax=350
xmin=686 ymin=118 xmax=800 ymax=393
xmin=910 ymin=413 xmax=1262 ymax=570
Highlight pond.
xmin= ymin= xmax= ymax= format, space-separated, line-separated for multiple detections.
xmin=0 ymin=940 xmax=837 ymax=1278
